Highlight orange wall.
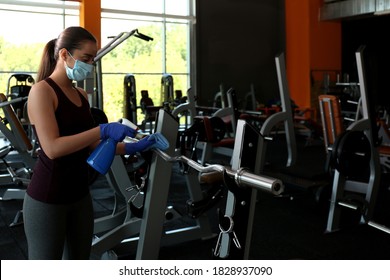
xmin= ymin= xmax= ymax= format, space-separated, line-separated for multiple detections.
xmin=285 ymin=0 xmax=311 ymax=108
xmin=285 ymin=0 xmax=341 ymax=108
xmin=309 ymin=0 xmax=342 ymax=81
xmin=79 ymin=0 xmax=101 ymax=48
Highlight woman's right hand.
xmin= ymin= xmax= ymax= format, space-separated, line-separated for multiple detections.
xmin=124 ymin=132 xmax=169 ymax=155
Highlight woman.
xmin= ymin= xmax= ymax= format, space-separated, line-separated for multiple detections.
xmin=23 ymin=26 xmax=157 ymax=259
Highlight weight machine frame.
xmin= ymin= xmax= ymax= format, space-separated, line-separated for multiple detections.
xmin=325 ymin=46 xmax=389 ymax=234
xmin=91 ymin=109 xmax=283 ymax=259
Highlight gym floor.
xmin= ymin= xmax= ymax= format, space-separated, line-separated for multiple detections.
xmin=1 ymin=134 xmax=390 ymax=260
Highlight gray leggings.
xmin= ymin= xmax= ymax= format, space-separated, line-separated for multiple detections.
xmin=23 ymin=193 xmax=94 ymax=260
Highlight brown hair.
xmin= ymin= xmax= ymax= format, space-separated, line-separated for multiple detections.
xmin=36 ymin=26 xmax=97 ymax=82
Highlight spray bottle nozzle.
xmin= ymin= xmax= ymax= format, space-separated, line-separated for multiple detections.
xmin=119 ymin=118 xmax=147 ymax=140
xmin=118 ymin=118 xmax=138 ymax=130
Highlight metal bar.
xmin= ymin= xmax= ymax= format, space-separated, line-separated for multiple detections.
xmin=95 ymin=31 xmax=136 ymax=61
xmin=368 ymin=221 xmax=390 ymax=235
xmin=275 ymin=53 xmax=297 ymax=167
xmin=152 ymin=149 xmax=284 ymax=195
xmin=0 ymin=97 xmax=28 ymax=108
xmin=338 ymin=201 xmax=359 ymax=210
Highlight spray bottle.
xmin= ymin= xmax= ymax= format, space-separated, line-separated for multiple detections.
xmin=87 ymin=118 xmax=138 ymax=174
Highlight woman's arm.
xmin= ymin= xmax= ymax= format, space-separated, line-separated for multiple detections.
xmin=27 ymin=82 xmax=100 ymax=159
xmin=115 ymin=142 xmax=126 ymax=155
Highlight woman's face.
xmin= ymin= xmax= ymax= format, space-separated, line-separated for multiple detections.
xmin=66 ymin=40 xmax=98 ymax=67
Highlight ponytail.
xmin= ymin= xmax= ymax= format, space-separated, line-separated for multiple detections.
xmin=36 ymin=38 xmax=57 ymax=82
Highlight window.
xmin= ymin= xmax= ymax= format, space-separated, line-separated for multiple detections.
xmin=0 ymin=0 xmax=195 ymax=124
xmin=100 ymin=0 xmax=195 ymax=122
xmin=0 ymin=0 xmax=79 ymax=92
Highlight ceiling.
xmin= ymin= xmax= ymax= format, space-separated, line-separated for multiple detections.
xmin=320 ymin=0 xmax=390 ymax=21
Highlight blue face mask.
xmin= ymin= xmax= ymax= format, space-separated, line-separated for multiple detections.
xmin=65 ymin=51 xmax=93 ymax=81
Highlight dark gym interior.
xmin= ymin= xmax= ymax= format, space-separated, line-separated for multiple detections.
xmin=1 ymin=0 xmax=390 ymax=262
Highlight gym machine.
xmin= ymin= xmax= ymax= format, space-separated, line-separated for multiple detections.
xmin=0 ymin=93 xmax=36 ymax=227
xmin=172 ymin=88 xmax=197 ymax=130
xmin=138 ymin=113 xmax=282 ymax=259
xmin=161 ymin=74 xmax=174 ymax=108
xmin=202 ymin=53 xmax=297 ymax=172
xmin=212 ymin=87 xmax=239 ymax=137
xmin=325 ymin=46 xmax=390 ymax=235
xmin=257 ymin=53 xmax=297 ymax=171
xmin=0 ymin=94 xmax=35 ymax=197
xmin=135 ymin=74 xmax=176 ymax=133
xmin=213 ymin=84 xmax=227 ymax=108
xmin=199 ymin=53 xmax=297 ymax=172
xmin=5 ymin=73 xmax=34 ymax=120
xmin=91 ymin=109 xmax=283 ymax=259
xmin=206 ymin=52 xmax=302 ymax=256
xmin=123 ymin=74 xmax=137 ymax=124
xmin=211 ymin=118 xmax=284 ymax=259
xmin=197 ymin=87 xmax=240 ymax=164
xmin=242 ymin=83 xmax=257 ymax=111
xmin=178 ymin=113 xmax=286 ymax=259
xmin=91 ymin=109 xmax=216 ymax=259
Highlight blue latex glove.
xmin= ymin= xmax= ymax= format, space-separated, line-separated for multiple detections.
xmin=124 ymin=133 xmax=169 ymax=155
xmin=146 ymin=132 xmax=169 ymax=151
xmin=100 ymin=122 xmax=136 ymax=142
xmin=125 ymin=135 xmax=155 ymax=155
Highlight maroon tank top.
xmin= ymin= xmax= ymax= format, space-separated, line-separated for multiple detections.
xmin=27 ymin=78 xmax=95 ymax=204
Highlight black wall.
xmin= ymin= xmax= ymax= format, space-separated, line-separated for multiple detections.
xmin=195 ymin=0 xmax=286 ymax=108
xmin=342 ymin=15 xmax=390 ymax=112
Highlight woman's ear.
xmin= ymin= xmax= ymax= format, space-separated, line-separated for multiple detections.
xmin=58 ymin=48 xmax=68 ymax=62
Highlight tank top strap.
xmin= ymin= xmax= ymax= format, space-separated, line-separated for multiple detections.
xmin=45 ymin=77 xmax=68 ymax=103
xmin=45 ymin=77 xmax=87 ymax=106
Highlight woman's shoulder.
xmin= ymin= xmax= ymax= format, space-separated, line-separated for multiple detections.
xmin=29 ymin=80 xmax=55 ymax=101
xmin=31 ymin=79 xmax=50 ymax=92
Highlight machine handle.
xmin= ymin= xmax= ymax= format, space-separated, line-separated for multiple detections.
xmin=0 ymin=96 xmax=27 ymax=108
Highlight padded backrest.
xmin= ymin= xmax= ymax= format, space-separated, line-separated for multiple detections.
xmin=318 ymin=95 xmax=344 ymax=150
xmin=0 ymin=93 xmax=33 ymax=151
